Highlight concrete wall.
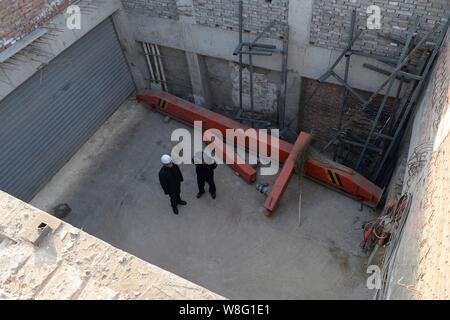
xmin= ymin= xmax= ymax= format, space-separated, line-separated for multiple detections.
xmin=385 ymin=30 xmax=450 ymax=300
xmin=124 ymin=0 xmax=396 ymax=94
xmin=203 ymin=56 xmax=235 ymax=111
xmin=2 ymin=0 xmax=446 ymax=132
xmin=120 ymin=0 xmax=421 ymax=133
xmin=204 ymin=55 xmax=281 ymax=115
xmin=310 ymin=0 xmax=450 ymax=57
xmin=159 ymin=45 xmax=193 ymax=101
xmin=124 ymin=0 xmax=439 ymax=129
xmin=0 ymin=0 xmax=74 ymax=52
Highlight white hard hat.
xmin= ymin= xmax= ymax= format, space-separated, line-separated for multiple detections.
xmin=161 ymin=154 xmax=172 ymax=165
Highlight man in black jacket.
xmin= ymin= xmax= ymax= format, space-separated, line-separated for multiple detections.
xmin=193 ymin=152 xmax=217 ymax=199
xmin=159 ymin=154 xmax=187 ymax=215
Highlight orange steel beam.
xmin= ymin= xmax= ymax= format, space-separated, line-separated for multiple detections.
xmin=305 ymin=159 xmax=382 ymax=205
xmin=264 ymin=132 xmax=311 ymax=215
xmin=137 ymin=90 xmax=291 ymax=160
xmin=204 ymin=131 xmax=257 ymax=184
xmin=136 ymin=90 xmax=384 ymax=208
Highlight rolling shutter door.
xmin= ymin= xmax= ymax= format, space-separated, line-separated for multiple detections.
xmin=0 ymin=18 xmax=135 ymax=201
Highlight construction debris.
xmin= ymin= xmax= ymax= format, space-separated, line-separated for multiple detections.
xmin=371 ymin=194 xmax=413 ymax=300
xmin=361 ymin=196 xmax=409 ymax=265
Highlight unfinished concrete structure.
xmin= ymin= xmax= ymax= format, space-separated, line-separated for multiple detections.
xmin=0 ymin=0 xmax=449 ymax=300
xmin=0 ymin=191 xmax=222 ymax=299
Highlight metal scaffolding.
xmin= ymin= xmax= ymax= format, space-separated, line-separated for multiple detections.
xmin=233 ymin=0 xmax=288 ymax=129
xmin=304 ymin=10 xmax=450 ymax=186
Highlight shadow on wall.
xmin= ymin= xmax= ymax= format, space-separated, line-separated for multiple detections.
xmin=158 ymin=45 xmax=194 ymax=101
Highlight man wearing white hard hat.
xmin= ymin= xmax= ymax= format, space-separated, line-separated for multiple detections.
xmin=158 ymin=154 xmax=187 ymax=215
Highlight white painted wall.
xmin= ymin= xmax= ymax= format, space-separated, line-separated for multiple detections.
xmin=132 ymin=15 xmax=284 ymax=71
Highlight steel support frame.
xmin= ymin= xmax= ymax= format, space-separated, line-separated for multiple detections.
xmin=234 ymin=0 xmax=288 ymax=129
xmin=334 ymin=10 xmax=357 ymax=161
xmin=373 ymin=18 xmax=450 ymax=181
xmin=355 ymin=26 xmax=417 ymax=170
xmin=306 ymin=10 xmax=446 ymax=183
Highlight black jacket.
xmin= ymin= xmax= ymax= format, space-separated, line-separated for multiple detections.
xmin=195 ymin=162 xmax=217 ymax=180
xmin=159 ymin=165 xmax=184 ymax=195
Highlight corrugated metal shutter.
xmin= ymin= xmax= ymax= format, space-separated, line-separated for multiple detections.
xmin=0 ymin=18 xmax=135 ymax=202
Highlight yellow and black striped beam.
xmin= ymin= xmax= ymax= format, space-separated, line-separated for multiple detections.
xmin=158 ymin=99 xmax=169 ymax=109
xmin=325 ymin=169 xmax=343 ymax=188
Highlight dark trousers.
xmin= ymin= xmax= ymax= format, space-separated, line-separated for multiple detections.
xmin=169 ymin=192 xmax=181 ymax=209
xmin=197 ymin=175 xmax=216 ymax=195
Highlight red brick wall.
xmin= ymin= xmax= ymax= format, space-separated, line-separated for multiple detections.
xmin=299 ymin=79 xmax=344 ymax=150
xmin=299 ymin=78 xmax=396 ymax=151
xmin=0 ymin=0 xmax=73 ymax=51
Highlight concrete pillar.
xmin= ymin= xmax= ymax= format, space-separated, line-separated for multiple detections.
xmin=111 ymin=9 xmax=150 ymax=90
xmin=174 ymin=0 xmax=212 ymax=107
xmin=185 ymin=52 xmax=212 ymax=107
xmin=283 ymin=0 xmax=312 ymax=134
xmin=284 ymin=71 xmax=302 ymax=133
